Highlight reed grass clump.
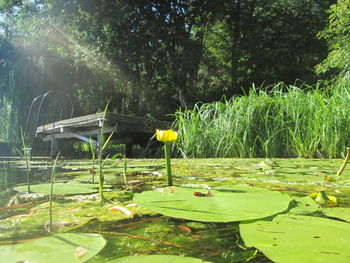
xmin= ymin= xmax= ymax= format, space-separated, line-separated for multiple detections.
xmin=174 ymin=73 xmax=350 ymax=158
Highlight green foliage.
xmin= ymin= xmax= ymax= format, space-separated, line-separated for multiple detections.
xmin=175 ymin=74 xmax=350 ymax=158
xmin=317 ymin=0 xmax=350 ymax=73
xmin=196 ymin=0 xmax=334 ymax=96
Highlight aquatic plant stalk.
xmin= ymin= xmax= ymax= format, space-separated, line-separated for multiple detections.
xmin=20 ymin=127 xmax=31 ymax=193
xmin=89 ymin=137 xmax=96 ymax=183
xmin=49 ymin=152 xmax=60 ymax=232
xmin=337 ymin=147 xmax=350 ymax=176
xmin=98 ymin=100 xmax=116 ymax=203
xmin=164 ymin=142 xmax=173 ymax=186
xmin=156 ymin=129 xmax=178 ymax=186
xmin=123 ymin=155 xmax=128 ymax=186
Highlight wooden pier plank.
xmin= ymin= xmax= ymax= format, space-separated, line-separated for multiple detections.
xmin=35 ymin=112 xmax=172 ymax=154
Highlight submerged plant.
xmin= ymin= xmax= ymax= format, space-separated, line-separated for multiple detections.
xmin=156 ymin=129 xmax=178 ymax=186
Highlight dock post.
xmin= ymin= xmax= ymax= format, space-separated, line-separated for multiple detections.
xmin=125 ymin=144 xmax=133 ymax=158
xmin=50 ymin=138 xmax=58 ymax=160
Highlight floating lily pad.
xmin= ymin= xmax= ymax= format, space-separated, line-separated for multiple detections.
xmin=110 ymin=255 xmax=210 ymax=263
xmin=323 ymin=207 xmax=350 ymax=222
xmin=134 ymin=185 xmax=291 ymax=222
xmin=14 ymin=183 xmax=97 ymax=195
xmin=288 ymin=196 xmax=319 ymax=215
xmin=240 ymin=214 xmax=350 ymax=263
xmin=0 ymin=233 xmax=106 ymax=263
xmin=74 ymin=174 xmax=117 ymax=184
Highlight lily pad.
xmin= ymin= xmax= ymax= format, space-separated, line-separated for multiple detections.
xmin=240 ymin=214 xmax=350 ymax=263
xmin=14 ymin=183 xmax=97 ymax=195
xmin=134 ymin=185 xmax=291 ymax=222
xmin=288 ymin=196 xmax=319 ymax=215
xmin=73 ymin=174 xmax=117 ymax=184
xmin=322 ymin=207 xmax=350 ymax=222
xmin=0 ymin=233 xmax=106 ymax=263
xmin=110 ymin=255 xmax=210 ymax=263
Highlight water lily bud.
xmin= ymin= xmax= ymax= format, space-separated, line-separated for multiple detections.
xmin=311 ymin=187 xmax=338 ymax=207
xmin=156 ymin=129 xmax=178 ymax=142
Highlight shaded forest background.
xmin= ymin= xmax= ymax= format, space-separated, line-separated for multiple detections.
xmin=0 ymin=0 xmax=349 ymax=155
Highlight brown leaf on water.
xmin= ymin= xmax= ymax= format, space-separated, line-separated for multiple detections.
xmin=109 ymin=205 xmax=133 ymax=217
xmin=75 ymin=246 xmax=88 ymax=259
xmin=168 ymin=187 xmax=176 ymax=193
xmin=178 ymin=225 xmax=192 ymax=233
xmin=0 ymin=202 xmax=33 ymax=212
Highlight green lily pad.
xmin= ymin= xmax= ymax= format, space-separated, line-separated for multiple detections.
xmin=110 ymin=255 xmax=210 ymax=263
xmin=323 ymin=207 xmax=350 ymax=222
xmin=288 ymin=196 xmax=319 ymax=215
xmin=0 ymin=233 xmax=106 ymax=263
xmin=240 ymin=214 xmax=350 ymax=263
xmin=14 ymin=183 xmax=97 ymax=195
xmin=134 ymin=185 xmax=291 ymax=222
xmin=73 ymin=174 xmax=117 ymax=184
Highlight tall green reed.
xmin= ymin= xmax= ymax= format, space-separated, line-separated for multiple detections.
xmin=174 ymin=73 xmax=350 ymax=159
xmin=98 ymin=101 xmax=116 ymax=203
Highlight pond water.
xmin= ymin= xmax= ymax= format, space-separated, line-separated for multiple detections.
xmin=0 ymin=157 xmax=350 ymax=263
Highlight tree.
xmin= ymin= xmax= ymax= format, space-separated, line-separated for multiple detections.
xmin=0 ymin=0 xmax=337 ymax=155
xmin=196 ymin=0 xmax=335 ymax=96
xmin=316 ymin=0 xmax=350 ymax=74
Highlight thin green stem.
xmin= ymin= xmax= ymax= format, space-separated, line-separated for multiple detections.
xmin=123 ymin=155 xmax=128 ymax=186
xmin=164 ymin=142 xmax=173 ymax=186
xmin=20 ymin=127 xmax=31 ymax=193
xmin=89 ymin=137 xmax=96 ymax=184
xmin=98 ymin=151 xmax=105 ymax=204
xmin=49 ymin=152 xmax=60 ymax=232
xmin=25 ymin=154 xmax=30 ymax=193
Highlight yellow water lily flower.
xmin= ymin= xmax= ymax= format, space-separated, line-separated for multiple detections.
xmin=156 ymin=129 xmax=178 ymax=142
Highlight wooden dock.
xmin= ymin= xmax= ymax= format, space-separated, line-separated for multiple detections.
xmin=36 ymin=112 xmax=172 ymax=157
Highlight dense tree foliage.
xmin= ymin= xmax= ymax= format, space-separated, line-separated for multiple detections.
xmin=316 ymin=0 xmax=350 ymax=73
xmin=0 ymin=0 xmax=339 ymax=152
